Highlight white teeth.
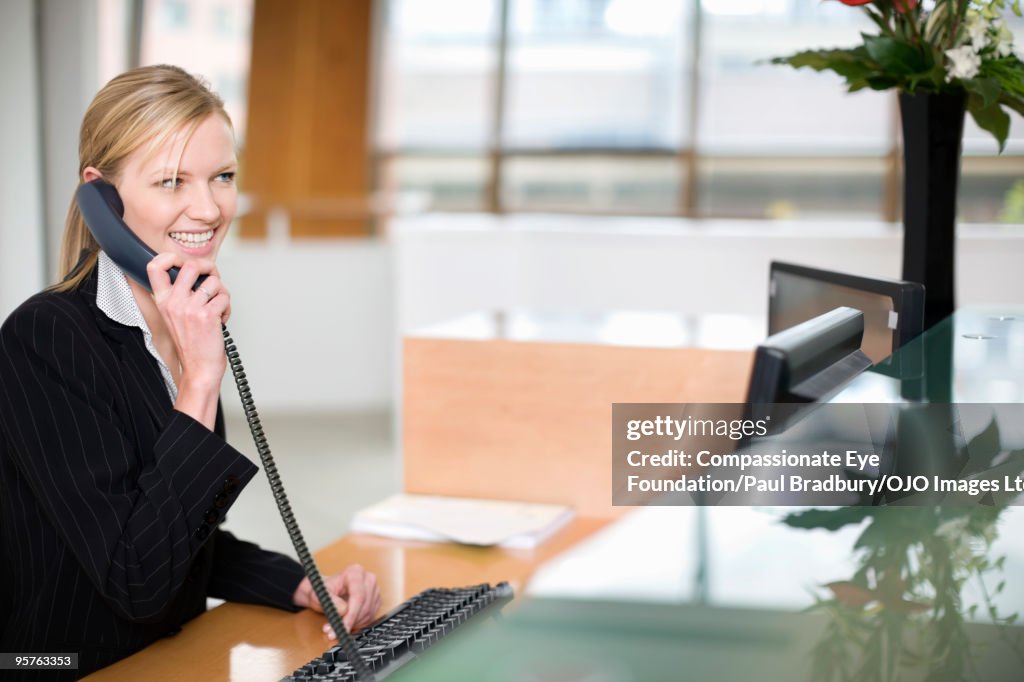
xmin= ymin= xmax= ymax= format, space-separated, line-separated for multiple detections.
xmin=169 ymin=229 xmax=215 ymax=247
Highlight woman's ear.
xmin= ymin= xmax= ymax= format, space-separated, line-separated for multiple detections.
xmin=82 ymin=167 xmax=103 ymax=183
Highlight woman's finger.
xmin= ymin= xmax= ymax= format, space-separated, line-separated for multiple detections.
xmin=146 ymin=253 xmax=182 ymax=299
xmin=356 ymin=573 xmax=380 ymax=629
xmin=341 ymin=573 xmax=366 ymax=633
xmin=192 ymin=274 xmax=221 ymax=301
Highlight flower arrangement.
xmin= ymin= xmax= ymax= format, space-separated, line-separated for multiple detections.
xmin=772 ymin=0 xmax=1024 ymax=151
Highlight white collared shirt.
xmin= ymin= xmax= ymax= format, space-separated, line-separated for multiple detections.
xmin=96 ymin=251 xmax=179 ymax=403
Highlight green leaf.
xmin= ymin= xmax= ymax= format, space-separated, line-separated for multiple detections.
xmin=770 ymin=47 xmax=879 ymax=84
xmin=964 ymin=78 xmax=1003 ymax=110
xmin=865 ymin=75 xmax=904 ymax=90
xmin=865 ymin=8 xmax=893 ymax=37
xmin=979 ymin=55 xmax=1024 ymax=99
xmin=999 ymin=93 xmax=1024 ymax=118
xmin=968 ymin=92 xmax=1011 ymax=153
xmin=955 ymin=415 xmax=1003 ymax=478
xmin=782 ymin=507 xmax=876 ymax=531
xmin=863 ymin=34 xmax=931 ymax=76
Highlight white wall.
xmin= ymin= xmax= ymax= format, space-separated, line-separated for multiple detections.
xmin=1 ymin=0 xmax=100 ymax=322
xmin=39 ymin=0 xmax=100 ymax=270
xmin=0 ymin=0 xmax=47 ymax=317
xmin=393 ymin=213 xmax=1024 ymax=332
xmin=215 ymin=238 xmax=395 ymax=414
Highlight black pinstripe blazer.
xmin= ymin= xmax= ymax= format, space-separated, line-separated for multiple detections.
xmin=0 ymin=259 xmax=306 ymax=679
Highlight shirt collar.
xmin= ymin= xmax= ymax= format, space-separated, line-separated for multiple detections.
xmin=96 ymin=251 xmax=179 ymax=402
xmin=96 ymin=251 xmax=150 ymax=331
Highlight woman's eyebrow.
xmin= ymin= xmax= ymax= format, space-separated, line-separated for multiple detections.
xmin=149 ymin=162 xmax=238 ymax=178
xmin=150 ymin=167 xmax=192 ymax=178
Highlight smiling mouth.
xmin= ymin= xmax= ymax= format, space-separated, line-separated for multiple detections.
xmin=169 ymin=228 xmax=216 ymax=249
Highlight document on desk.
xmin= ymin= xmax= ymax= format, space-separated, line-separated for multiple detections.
xmin=350 ymin=494 xmax=575 ymax=549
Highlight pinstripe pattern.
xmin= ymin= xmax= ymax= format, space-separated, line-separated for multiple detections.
xmin=0 ymin=256 xmax=306 ymax=679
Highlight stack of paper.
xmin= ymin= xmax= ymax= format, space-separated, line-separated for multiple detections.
xmin=350 ymin=494 xmax=575 ymax=549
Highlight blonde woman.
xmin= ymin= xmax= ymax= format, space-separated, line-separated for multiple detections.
xmin=0 ymin=65 xmax=380 ymax=678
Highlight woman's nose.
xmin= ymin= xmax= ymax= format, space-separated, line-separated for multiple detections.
xmin=186 ymin=184 xmax=221 ymax=223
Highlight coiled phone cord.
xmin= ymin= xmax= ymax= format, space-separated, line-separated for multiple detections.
xmin=222 ymin=325 xmax=375 ymax=682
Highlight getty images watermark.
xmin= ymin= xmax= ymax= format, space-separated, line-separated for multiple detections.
xmin=612 ymin=403 xmax=1024 ymax=507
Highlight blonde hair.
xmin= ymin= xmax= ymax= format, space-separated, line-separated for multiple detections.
xmin=53 ymin=64 xmax=230 ymax=292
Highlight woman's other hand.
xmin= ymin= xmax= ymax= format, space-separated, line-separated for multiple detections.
xmin=292 ymin=564 xmax=382 ymax=636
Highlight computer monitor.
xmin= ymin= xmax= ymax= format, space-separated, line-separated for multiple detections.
xmin=746 ymin=307 xmax=873 ymax=431
xmin=768 ymin=261 xmax=925 ymax=369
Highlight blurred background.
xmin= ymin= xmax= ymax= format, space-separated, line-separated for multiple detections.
xmin=1 ymin=0 xmax=1023 ymax=555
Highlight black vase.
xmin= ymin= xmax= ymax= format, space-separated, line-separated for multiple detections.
xmin=898 ymin=90 xmax=967 ymax=331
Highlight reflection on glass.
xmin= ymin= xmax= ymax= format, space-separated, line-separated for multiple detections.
xmin=229 ymin=643 xmax=285 ymax=682
xmin=783 ymin=504 xmax=1022 ymax=682
xmin=410 ymin=309 xmax=764 ymax=349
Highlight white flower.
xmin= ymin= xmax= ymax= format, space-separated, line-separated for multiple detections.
xmin=994 ymin=20 xmax=1015 ymax=58
xmin=946 ymin=45 xmax=982 ymax=81
xmin=965 ymin=14 xmax=990 ymax=51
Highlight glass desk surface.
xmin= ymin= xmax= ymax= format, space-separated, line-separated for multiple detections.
xmin=834 ymin=306 xmax=1024 ymax=404
xmin=394 ymin=308 xmax=1024 ymax=682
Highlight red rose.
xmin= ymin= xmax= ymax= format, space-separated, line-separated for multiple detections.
xmin=837 ymin=0 xmax=873 ymax=5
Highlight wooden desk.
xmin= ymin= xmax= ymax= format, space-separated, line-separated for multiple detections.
xmin=84 ymin=518 xmax=610 ymax=681
xmin=86 ymin=310 xmax=755 ymax=679
xmin=404 ymin=310 xmax=757 ymax=518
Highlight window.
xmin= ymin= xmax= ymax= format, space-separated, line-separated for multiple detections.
xmin=375 ymin=0 xmax=1024 ymax=222
xmin=160 ymin=0 xmax=190 ymax=30
xmin=504 ymin=0 xmax=688 ymax=150
xmin=139 ymin=0 xmax=254 ymax=141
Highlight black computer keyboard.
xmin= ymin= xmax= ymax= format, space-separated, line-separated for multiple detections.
xmin=281 ymin=582 xmax=514 ymax=681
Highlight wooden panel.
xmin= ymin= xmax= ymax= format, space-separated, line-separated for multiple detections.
xmin=242 ymin=0 xmax=372 ymax=238
xmin=83 ymin=518 xmax=611 ymax=681
xmin=403 ymin=338 xmax=754 ymax=519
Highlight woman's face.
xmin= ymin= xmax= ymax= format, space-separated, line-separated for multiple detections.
xmin=89 ymin=113 xmax=238 ymax=261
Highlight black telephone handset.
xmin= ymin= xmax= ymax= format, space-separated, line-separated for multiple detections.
xmin=75 ymin=180 xmax=375 ymax=681
xmin=76 ymin=179 xmax=208 ymax=292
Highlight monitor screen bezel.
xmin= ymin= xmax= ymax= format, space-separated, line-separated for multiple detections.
xmin=767 ymin=261 xmax=925 ymax=379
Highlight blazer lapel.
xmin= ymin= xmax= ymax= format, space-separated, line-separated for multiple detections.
xmin=78 ymin=264 xmax=175 ymax=431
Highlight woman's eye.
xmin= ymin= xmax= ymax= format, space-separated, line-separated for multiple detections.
xmin=160 ymin=177 xmax=182 ymax=189
xmin=216 ymin=172 xmax=236 ymax=183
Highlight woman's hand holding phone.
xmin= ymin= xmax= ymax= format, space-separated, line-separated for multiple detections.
xmin=147 ymin=253 xmax=232 ymax=429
